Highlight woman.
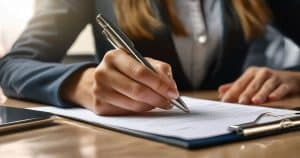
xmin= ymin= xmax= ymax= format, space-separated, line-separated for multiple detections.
xmin=0 ymin=0 xmax=300 ymax=115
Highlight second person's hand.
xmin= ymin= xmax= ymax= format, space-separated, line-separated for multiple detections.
xmin=218 ymin=66 xmax=300 ymax=107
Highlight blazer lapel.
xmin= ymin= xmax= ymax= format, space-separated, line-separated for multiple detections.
xmin=201 ymin=0 xmax=248 ymax=88
xmin=137 ymin=0 xmax=192 ymax=90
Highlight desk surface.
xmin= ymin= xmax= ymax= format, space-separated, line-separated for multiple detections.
xmin=1 ymin=91 xmax=300 ymax=158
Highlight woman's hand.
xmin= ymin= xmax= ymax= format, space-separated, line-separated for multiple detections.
xmin=62 ymin=49 xmax=179 ymax=115
xmin=218 ymin=66 xmax=300 ymax=105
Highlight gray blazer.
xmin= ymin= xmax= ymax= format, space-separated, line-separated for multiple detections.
xmin=0 ymin=0 xmax=299 ymax=108
xmin=245 ymin=26 xmax=300 ymax=69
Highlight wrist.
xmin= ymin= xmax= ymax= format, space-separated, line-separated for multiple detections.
xmin=277 ymin=70 xmax=300 ymax=89
xmin=61 ymin=67 xmax=96 ymax=107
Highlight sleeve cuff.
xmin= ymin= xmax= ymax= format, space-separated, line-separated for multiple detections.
xmin=55 ymin=62 xmax=97 ymax=108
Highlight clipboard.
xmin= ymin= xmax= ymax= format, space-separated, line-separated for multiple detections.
xmin=29 ymin=97 xmax=300 ymax=149
xmin=111 ymin=112 xmax=300 ymax=149
xmin=229 ymin=112 xmax=300 ymax=136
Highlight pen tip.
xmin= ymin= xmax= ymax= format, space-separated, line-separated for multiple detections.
xmin=183 ymin=108 xmax=190 ymax=113
xmin=176 ymin=97 xmax=189 ymax=111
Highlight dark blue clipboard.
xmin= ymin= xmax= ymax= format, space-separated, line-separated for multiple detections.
xmin=59 ymin=114 xmax=300 ymax=149
xmin=111 ymin=126 xmax=300 ymax=149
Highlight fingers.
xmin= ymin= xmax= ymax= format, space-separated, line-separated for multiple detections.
xmin=92 ymin=102 xmax=132 ymax=116
xmin=218 ymin=83 xmax=232 ymax=98
xmin=252 ymin=76 xmax=281 ymax=104
xmin=269 ymin=84 xmax=291 ymax=101
xmin=221 ymin=67 xmax=255 ymax=102
xmin=93 ymin=98 xmax=137 ymax=116
xmin=93 ymin=89 xmax=155 ymax=115
xmin=146 ymin=57 xmax=173 ymax=78
xmin=238 ymin=68 xmax=272 ymax=104
xmin=146 ymin=57 xmax=178 ymax=90
xmin=91 ymin=49 xmax=179 ymax=115
xmin=105 ymin=50 xmax=179 ymax=99
xmin=95 ymin=69 xmax=172 ymax=110
xmin=221 ymin=67 xmax=299 ymax=105
xmin=105 ymin=91 xmax=156 ymax=112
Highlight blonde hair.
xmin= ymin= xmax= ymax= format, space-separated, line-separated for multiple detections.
xmin=113 ymin=0 xmax=271 ymax=40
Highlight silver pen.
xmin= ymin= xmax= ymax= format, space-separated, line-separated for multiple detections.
xmin=96 ymin=14 xmax=190 ymax=113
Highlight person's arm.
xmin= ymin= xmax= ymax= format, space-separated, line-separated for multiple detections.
xmin=0 ymin=0 xmax=179 ymax=115
xmin=0 ymin=0 xmax=95 ymax=107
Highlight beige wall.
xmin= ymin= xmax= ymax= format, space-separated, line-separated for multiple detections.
xmin=67 ymin=25 xmax=95 ymax=55
xmin=0 ymin=1 xmax=95 ymax=56
xmin=0 ymin=1 xmax=34 ymax=57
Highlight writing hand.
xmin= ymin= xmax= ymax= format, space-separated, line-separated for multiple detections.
xmin=62 ymin=49 xmax=178 ymax=115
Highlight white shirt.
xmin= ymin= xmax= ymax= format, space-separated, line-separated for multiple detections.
xmin=172 ymin=0 xmax=222 ymax=88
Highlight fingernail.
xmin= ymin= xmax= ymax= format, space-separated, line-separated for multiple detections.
xmin=221 ymin=97 xmax=227 ymax=102
xmin=170 ymin=79 xmax=178 ymax=90
xmin=252 ymin=98 xmax=260 ymax=104
xmin=218 ymin=93 xmax=224 ymax=99
xmin=268 ymin=94 xmax=276 ymax=100
xmin=222 ymin=95 xmax=235 ymax=103
xmin=221 ymin=96 xmax=225 ymax=102
xmin=252 ymin=97 xmax=265 ymax=104
xmin=221 ymin=94 xmax=228 ymax=102
xmin=167 ymin=89 xmax=179 ymax=99
xmin=239 ymin=97 xmax=249 ymax=104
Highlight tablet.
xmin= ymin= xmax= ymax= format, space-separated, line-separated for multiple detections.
xmin=0 ymin=106 xmax=54 ymax=133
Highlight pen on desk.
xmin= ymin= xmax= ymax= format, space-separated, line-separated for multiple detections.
xmin=96 ymin=14 xmax=190 ymax=113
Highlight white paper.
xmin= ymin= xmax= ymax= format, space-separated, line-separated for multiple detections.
xmin=29 ymin=97 xmax=296 ymax=140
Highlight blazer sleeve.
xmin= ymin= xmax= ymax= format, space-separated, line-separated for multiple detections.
xmin=0 ymin=0 xmax=97 ymax=107
xmin=243 ymin=26 xmax=300 ymax=71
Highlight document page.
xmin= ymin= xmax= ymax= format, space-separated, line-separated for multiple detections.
xmin=30 ymin=97 xmax=296 ymax=140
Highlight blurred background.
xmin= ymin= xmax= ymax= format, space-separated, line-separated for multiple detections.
xmin=0 ymin=0 xmax=94 ymax=58
xmin=1 ymin=1 xmax=299 ymax=58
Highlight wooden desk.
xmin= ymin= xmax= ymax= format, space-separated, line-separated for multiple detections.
xmin=1 ymin=91 xmax=300 ymax=158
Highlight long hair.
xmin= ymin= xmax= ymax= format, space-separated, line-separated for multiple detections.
xmin=113 ymin=0 xmax=271 ymax=40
